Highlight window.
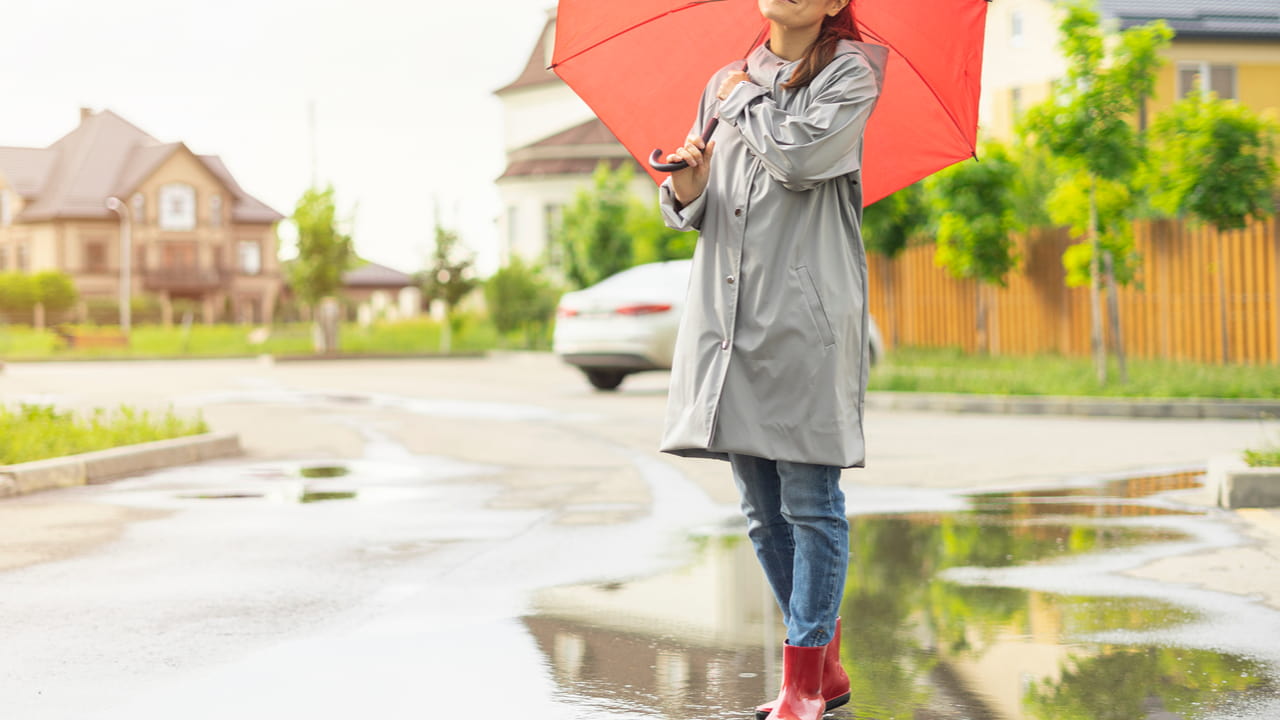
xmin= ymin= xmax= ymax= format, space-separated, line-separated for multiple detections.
xmin=132 ymin=193 xmax=146 ymax=225
xmin=210 ymin=194 xmax=223 ymax=227
xmin=0 ymin=246 xmax=7 ymax=270
xmin=543 ymin=203 xmax=564 ymax=268
xmin=85 ymin=240 xmax=108 ymax=273
xmin=16 ymin=244 xmax=28 ymax=271
xmin=1010 ymin=10 xmax=1025 ymax=48
xmin=1011 ymin=87 xmax=1023 ymax=120
xmin=1178 ymin=62 xmax=1237 ymax=100
xmin=0 ymin=191 xmax=10 ymax=226
xmin=158 ymin=183 xmax=197 ymax=231
xmin=238 ymin=240 xmax=262 ymax=275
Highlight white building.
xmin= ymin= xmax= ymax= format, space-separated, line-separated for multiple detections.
xmin=494 ymin=10 xmax=656 ymax=271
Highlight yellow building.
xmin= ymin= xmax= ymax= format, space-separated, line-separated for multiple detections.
xmin=0 ymin=108 xmax=284 ymax=325
xmin=981 ymin=0 xmax=1280 ymax=142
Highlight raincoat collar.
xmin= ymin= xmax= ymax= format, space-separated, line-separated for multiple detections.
xmin=748 ymin=39 xmax=888 ymax=92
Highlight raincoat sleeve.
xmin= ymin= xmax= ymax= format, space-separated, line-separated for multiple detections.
xmin=719 ymin=52 xmax=879 ymax=192
xmin=658 ymin=76 xmax=722 ymax=232
xmin=659 ymin=179 xmax=707 ymax=232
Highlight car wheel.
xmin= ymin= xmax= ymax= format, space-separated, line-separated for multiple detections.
xmin=584 ymin=369 xmax=626 ymax=391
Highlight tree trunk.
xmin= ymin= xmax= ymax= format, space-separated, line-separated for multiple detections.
xmin=1088 ymin=178 xmax=1107 ymax=384
xmin=975 ymin=283 xmax=988 ymax=354
xmin=1102 ymin=250 xmax=1129 ymax=385
xmin=1217 ymin=240 xmax=1230 ymax=364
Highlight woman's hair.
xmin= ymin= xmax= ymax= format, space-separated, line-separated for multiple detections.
xmin=782 ymin=4 xmax=863 ymax=90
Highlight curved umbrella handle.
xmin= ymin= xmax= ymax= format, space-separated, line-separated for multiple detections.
xmin=648 ymin=116 xmax=720 ymax=173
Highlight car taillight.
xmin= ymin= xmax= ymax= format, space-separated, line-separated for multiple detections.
xmin=556 ymin=307 xmax=579 ymax=319
xmin=615 ymin=304 xmax=672 ymax=316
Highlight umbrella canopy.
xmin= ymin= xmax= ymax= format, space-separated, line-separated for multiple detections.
xmin=551 ymin=0 xmax=989 ymax=206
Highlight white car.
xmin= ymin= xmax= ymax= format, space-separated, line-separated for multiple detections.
xmin=554 ymin=259 xmax=884 ymax=391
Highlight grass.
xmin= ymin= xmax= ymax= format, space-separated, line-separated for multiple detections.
xmin=0 ymin=404 xmax=210 ymax=465
xmin=1244 ymin=448 xmax=1280 ymax=467
xmin=0 ymin=314 xmax=525 ymax=361
xmin=868 ymin=347 xmax=1280 ymax=400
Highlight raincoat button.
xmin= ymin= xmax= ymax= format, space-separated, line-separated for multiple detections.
xmin=720 ymin=339 xmax=730 ymax=350
xmin=734 ymin=208 xmax=743 ymax=217
xmin=726 ymin=275 xmax=735 ymax=285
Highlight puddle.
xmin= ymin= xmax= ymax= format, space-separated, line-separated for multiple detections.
xmin=298 ymin=490 xmax=356 ymax=503
xmin=299 ymin=465 xmax=351 ymax=479
xmin=179 ymin=488 xmax=357 ymax=504
xmin=526 ymin=473 xmax=1279 ymax=719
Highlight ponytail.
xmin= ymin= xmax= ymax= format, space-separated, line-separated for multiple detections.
xmin=782 ymin=5 xmax=862 ymax=91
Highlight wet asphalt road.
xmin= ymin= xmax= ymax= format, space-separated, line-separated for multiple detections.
xmin=1 ymin=354 xmax=1278 ymax=719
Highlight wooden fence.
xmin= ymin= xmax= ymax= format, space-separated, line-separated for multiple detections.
xmin=866 ymin=216 xmax=1280 ymax=365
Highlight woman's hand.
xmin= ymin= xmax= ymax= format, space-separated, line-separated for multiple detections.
xmin=669 ymin=135 xmax=715 ymax=207
xmin=717 ymin=71 xmax=752 ymax=100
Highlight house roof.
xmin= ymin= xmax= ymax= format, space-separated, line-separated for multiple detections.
xmin=495 ymin=16 xmax=560 ymax=95
xmin=497 ymin=118 xmax=640 ymax=180
xmin=0 ymin=146 xmax=56 ymax=196
xmin=343 ymin=261 xmax=415 ymax=289
xmin=0 ymin=108 xmax=284 ymax=224
xmin=1101 ymin=0 xmax=1280 ymax=39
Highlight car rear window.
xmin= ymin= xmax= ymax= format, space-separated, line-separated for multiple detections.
xmin=593 ymin=262 xmax=691 ymax=293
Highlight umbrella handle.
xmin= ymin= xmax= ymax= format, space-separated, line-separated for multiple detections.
xmin=649 ymin=116 xmax=720 ymax=173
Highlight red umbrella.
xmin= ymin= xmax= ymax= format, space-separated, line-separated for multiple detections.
xmin=551 ymin=0 xmax=989 ymax=206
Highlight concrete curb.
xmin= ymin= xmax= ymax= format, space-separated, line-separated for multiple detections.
xmin=865 ymin=391 xmax=1280 ymax=420
xmin=0 ymin=432 xmax=242 ymax=499
xmin=1208 ymin=454 xmax=1280 ymax=508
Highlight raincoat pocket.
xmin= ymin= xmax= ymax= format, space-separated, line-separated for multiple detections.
xmin=794 ymin=266 xmax=836 ymax=348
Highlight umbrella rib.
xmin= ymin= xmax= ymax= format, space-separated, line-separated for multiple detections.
xmin=549 ymin=0 xmax=730 ymax=69
xmin=858 ymin=27 xmax=976 ymax=157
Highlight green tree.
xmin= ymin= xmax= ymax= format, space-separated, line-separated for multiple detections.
xmin=559 ymin=162 xmax=634 ymax=287
xmin=628 ymin=197 xmax=697 ymax=265
xmin=928 ymin=141 xmax=1021 ymax=353
xmin=0 ymin=272 xmax=36 ymax=322
xmin=421 ymin=222 xmax=479 ymax=316
xmin=1022 ymin=0 xmax=1172 ymax=383
xmin=863 ymin=182 xmax=928 ymax=349
xmin=33 ymin=271 xmax=78 ymax=315
xmin=289 ymin=185 xmax=354 ymax=307
xmin=1049 ymin=171 xmax=1140 ymax=289
xmin=1146 ymin=92 xmax=1279 ymax=363
xmin=484 ymin=257 xmax=561 ymax=349
xmin=288 ymin=185 xmax=353 ymax=353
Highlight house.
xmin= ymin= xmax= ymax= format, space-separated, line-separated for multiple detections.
xmin=341 ymin=261 xmax=421 ymax=323
xmin=0 ymin=108 xmax=285 ymax=325
xmin=981 ymin=0 xmax=1280 ymax=142
xmin=494 ymin=9 xmax=655 ymax=272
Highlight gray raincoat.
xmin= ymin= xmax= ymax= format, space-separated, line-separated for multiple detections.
xmin=658 ymin=40 xmax=888 ymax=469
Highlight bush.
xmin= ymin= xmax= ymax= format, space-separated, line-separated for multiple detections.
xmin=484 ymin=258 xmax=561 ymax=349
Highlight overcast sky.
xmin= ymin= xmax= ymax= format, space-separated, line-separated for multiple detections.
xmin=0 ymin=0 xmax=554 ymax=275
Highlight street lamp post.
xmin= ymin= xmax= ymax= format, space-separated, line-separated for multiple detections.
xmin=105 ymin=197 xmax=132 ymax=335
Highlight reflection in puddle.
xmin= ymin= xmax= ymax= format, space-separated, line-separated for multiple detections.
xmin=181 ymin=489 xmax=357 ymax=504
xmin=299 ymin=465 xmax=351 ymax=479
xmin=527 ymin=473 xmax=1278 ymax=719
xmin=298 ymin=490 xmax=356 ymax=503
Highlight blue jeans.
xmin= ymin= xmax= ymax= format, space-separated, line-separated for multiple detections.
xmin=729 ymin=454 xmax=848 ymax=648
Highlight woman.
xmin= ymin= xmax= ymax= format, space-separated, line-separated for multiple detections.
xmin=657 ymin=1 xmax=886 ymax=719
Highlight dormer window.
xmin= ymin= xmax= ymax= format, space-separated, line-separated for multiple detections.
xmin=210 ymin=194 xmax=223 ymax=227
xmin=159 ymin=183 xmax=197 ymax=231
xmin=132 ymin=193 xmax=146 ymax=225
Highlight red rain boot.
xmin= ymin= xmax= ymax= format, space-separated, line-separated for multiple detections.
xmin=756 ymin=619 xmax=851 ymax=719
xmin=763 ymin=643 xmax=825 ymax=720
